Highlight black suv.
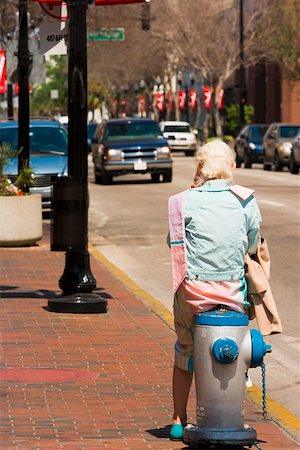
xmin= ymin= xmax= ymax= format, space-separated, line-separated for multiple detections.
xmin=91 ymin=118 xmax=173 ymax=184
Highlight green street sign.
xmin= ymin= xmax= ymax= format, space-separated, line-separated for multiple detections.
xmin=88 ymin=28 xmax=125 ymax=41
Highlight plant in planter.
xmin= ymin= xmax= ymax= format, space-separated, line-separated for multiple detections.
xmin=0 ymin=142 xmax=43 ymax=247
xmin=0 ymin=142 xmax=35 ymax=195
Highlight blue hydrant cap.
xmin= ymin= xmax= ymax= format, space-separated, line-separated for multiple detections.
xmin=250 ymin=329 xmax=272 ymax=367
xmin=195 ymin=310 xmax=249 ymax=326
xmin=212 ymin=338 xmax=239 ymax=364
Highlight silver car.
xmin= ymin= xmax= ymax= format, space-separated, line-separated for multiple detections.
xmin=290 ymin=130 xmax=300 ymax=174
xmin=263 ymin=123 xmax=300 ymax=171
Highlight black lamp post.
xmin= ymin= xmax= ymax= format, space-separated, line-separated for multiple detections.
xmin=48 ymin=0 xmax=107 ymax=313
xmin=17 ymin=0 xmax=31 ymax=188
xmin=239 ymin=0 xmax=246 ymax=128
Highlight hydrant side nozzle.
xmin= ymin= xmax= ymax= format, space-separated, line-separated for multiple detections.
xmin=250 ymin=329 xmax=272 ymax=368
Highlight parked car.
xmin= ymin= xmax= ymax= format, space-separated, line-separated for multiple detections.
xmin=234 ymin=124 xmax=268 ymax=168
xmin=262 ymin=123 xmax=300 ymax=171
xmin=91 ymin=118 xmax=172 ymax=184
xmin=159 ymin=121 xmax=198 ymax=156
xmin=0 ymin=119 xmax=68 ymax=208
xmin=290 ymin=130 xmax=300 ymax=174
xmin=87 ymin=122 xmax=97 ymax=153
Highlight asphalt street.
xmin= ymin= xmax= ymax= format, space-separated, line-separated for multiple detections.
xmin=87 ymin=154 xmax=300 ymax=419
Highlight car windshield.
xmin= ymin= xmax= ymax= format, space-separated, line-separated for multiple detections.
xmin=248 ymin=126 xmax=268 ymax=142
xmin=105 ymin=121 xmax=162 ymax=141
xmin=0 ymin=126 xmax=68 ymax=155
xmin=164 ymin=125 xmax=190 ymax=133
xmin=278 ymin=126 xmax=300 ymax=139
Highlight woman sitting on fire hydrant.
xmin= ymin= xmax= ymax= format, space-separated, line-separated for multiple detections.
xmin=168 ymin=139 xmax=262 ymax=440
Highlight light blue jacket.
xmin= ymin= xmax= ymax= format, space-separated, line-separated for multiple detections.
xmin=184 ymin=179 xmax=261 ymax=282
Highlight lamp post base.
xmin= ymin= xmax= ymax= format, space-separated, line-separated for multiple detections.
xmin=47 ymin=293 xmax=107 ymax=314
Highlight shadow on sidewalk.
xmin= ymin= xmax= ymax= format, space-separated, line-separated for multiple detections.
xmin=0 ymin=286 xmax=58 ymax=299
xmin=0 ymin=286 xmax=113 ymax=301
xmin=146 ymin=426 xmax=259 ymax=449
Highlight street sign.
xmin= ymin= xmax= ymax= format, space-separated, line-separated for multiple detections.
xmin=39 ymin=21 xmax=69 ymax=55
xmin=88 ymin=28 xmax=125 ymax=41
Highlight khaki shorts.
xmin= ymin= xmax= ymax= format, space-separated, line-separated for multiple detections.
xmin=173 ymin=288 xmax=194 ymax=372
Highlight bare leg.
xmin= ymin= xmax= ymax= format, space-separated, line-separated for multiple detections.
xmin=172 ymin=365 xmax=193 ymax=425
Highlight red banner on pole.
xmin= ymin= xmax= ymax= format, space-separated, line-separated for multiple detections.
xmin=14 ymin=84 xmax=33 ymax=95
xmin=155 ymin=93 xmax=164 ymax=112
xmin=189 ymin=89 xmax=197 ymax=109
xmin=0 ymin=50 xmax=6 ymax=94
xmin=217 ymin=87 xmax=225 ymax=110
xmin=167 ymin=93 xmax=174 ymax=111
xmin=138 ymin=95 xmax=146 ymax=113
xmin=203 ymin=86 xmax=212 ymax=110
xmin=178 ymin=90 xmax=186 ymax=110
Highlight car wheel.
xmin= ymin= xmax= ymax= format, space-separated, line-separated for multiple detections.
xmin=263 ymin=160 xmax=271 ymax=171
xmin=235 ymin=154 xmax=242 ymax=168
xmin=151 ymin=173 xmax=160 ymax=183
xmin=95 ymin=173 xmax=102 ymax=184
xmin=162 ymin=169 xmax=172 ymax=183
xmin=274 ymin=152 xmax=283 ymax=172
xmin=244 ymin=151 xmax=252 ymax=169
xmin=102 ymin=171 xmax=113 ymax=185
xmin=290 ymin=153 xmax=299 ymax=174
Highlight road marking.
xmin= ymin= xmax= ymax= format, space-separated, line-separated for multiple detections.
xmin=88 ymin=241 xmax=300 ymax=439
xmin=259 ymin=199 xmax=286 ymax=208
xmin=247 ymin=385 xmax=300 ymax=439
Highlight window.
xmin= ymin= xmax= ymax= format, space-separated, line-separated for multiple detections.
xmin=0 ymin=125 xmax=68 ymax=155
xmin=248 ymin=126 xmax=268 ymax=142
xmin=105 ymin=121 xmax=161 ymax=140
xmin=164 ymin=125 xmax=191 ymax=133
xmin=279 ymin=126 xmax=300 ymax=139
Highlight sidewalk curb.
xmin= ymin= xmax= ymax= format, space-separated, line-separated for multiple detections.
xmin=89 ymin=242 xmax=300 ymax=442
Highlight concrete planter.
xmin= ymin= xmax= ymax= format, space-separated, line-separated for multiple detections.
xmin=0 ymin=194 xmax=43 ymax=247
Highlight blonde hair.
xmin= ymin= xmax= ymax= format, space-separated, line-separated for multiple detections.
xmin=194 ymin=139 xmax=236 ymax=184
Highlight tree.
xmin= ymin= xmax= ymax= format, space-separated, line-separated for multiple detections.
xmin=85 ymin=0 xmax=273 ymax=134
xmin=30 ymin=56 xmax=68 ymax=116
xmin=160 ymin=0 xmax=271 ymax=137
xmin=259 ymin=0 xmax=300 ymax=80
xmin=88 ymin=80 xmax=112 ymax=120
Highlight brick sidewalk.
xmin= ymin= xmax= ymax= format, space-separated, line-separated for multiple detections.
xmin=0 ymin=223 xmax=299 ymax=449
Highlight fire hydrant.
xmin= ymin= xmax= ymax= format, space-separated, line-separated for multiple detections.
xmin=183 ymin=309 xmax=272 ymax=448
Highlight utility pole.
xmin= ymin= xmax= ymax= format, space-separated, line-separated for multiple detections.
xmin=239 ymin=0 xmax=246 ymax=128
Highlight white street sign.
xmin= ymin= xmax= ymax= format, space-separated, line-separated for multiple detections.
xmin=51 ymin=89 xmax=59 ymax=99
xmin=39 ymin=22 xmax=69 ymax=56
